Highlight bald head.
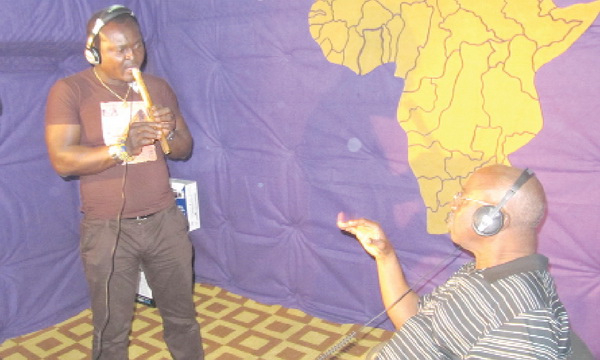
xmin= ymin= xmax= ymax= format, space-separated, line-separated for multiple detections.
xmin=466 ymin=165 xmax=547 ymax=231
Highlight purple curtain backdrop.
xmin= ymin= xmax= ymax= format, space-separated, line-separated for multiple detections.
xmin=0 ymin=0 xmax=598 ymax=357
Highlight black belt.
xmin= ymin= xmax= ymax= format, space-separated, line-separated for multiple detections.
xmin=127 ymin=212 xmax=156 ymax=221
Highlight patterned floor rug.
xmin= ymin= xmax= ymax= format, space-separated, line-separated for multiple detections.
xmin=0 ymin=283 xmax=393 ymax=359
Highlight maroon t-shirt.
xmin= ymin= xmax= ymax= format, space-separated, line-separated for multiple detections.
xmin=45 ymin=68 xmax=179 ymax=219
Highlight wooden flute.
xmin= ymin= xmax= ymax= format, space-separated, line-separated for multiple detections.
xmin=131 ymin=68 xmax=171 ymax=155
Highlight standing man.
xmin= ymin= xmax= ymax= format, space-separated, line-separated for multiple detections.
xmin=45 ymin=5 xmax=204 ymax=359
xmin=338 ymin=165 xmax=580 ymax=359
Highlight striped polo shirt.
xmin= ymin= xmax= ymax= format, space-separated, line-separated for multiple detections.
xmin=376 ymin=254 xmax=572 ymax=359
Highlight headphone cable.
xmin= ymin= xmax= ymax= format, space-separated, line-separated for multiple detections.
xmin=316 ymin=246 xmax=463 ymax=360
xmin=94 ymin=100 xmax=133 ymax=360
xmin=94 ymin=160 xmax=128 ymax=360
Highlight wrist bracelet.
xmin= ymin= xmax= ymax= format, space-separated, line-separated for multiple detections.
xmin=108 ymin=144 xmax=135 ymax=163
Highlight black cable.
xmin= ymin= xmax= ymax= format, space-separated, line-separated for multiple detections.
xmin=94 ymin=159 xmax=128 ymax=360
xmin=94 ymin=99 xmax=133 ymax=360
xmin=316 ymin=246 xmax=463 ymax=360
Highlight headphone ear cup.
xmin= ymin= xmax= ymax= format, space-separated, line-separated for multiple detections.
xmin=84 ymin=47 xmax=100 ymax=65
xmin=472 ymin=205 xmax=504 ymax=236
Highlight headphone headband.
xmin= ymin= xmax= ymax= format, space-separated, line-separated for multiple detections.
xmin=85 ymin=5 xmax=135 ymax=50
xmin=491 ymin=168 xmax=534 ymax=213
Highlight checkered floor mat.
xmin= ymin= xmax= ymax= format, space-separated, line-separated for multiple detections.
xmin=0 ymin=284 xmax=393 ymax=359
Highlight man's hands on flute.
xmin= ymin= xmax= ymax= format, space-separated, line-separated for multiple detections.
xmin=124 ymin=105 xmax=175 ymax=156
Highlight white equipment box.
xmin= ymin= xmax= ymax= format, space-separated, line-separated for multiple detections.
xmin=170 ymin=178 xmax=201 ymax=232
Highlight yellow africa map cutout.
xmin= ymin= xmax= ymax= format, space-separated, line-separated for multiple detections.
xmin=309 ymin=0 xmax=600 ymax=233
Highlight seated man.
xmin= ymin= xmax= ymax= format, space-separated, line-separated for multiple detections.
xmin=337 ymin=165 xmax=577 ymax=359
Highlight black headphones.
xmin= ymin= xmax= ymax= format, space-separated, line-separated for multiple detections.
xmin=472 ymin=168 xmax=535 ymax=236
xmin=84 ymin=5 xmax=135 ymax=65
